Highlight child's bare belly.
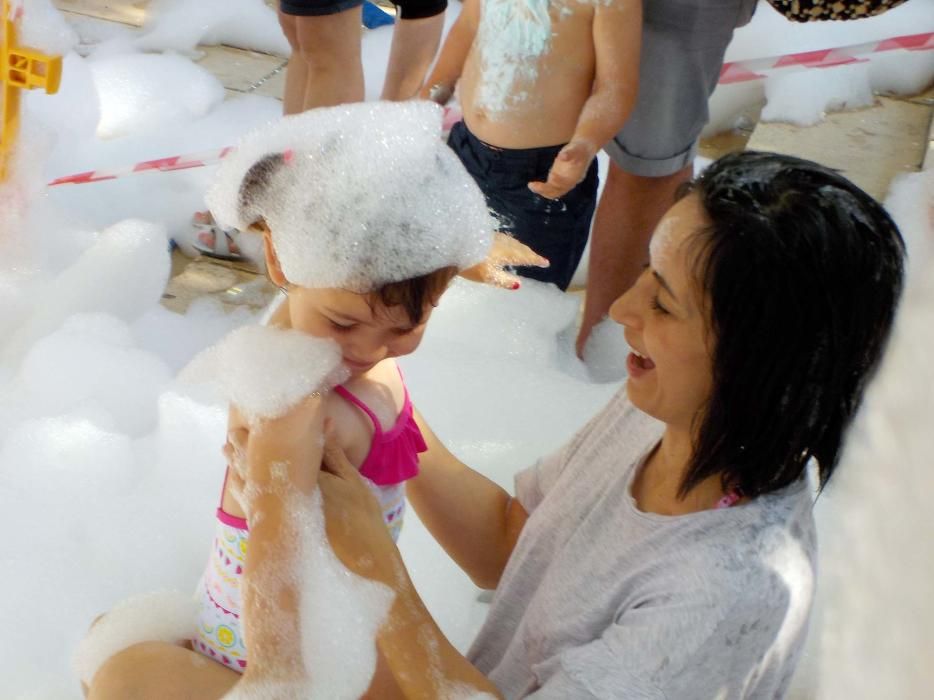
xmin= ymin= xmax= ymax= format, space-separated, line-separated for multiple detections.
xmin=460 ymin=2 xmax=596 ymax=149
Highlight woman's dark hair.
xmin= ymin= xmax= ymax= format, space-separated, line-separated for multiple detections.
xmin=680 ymin=151 xmax=905 ymax=498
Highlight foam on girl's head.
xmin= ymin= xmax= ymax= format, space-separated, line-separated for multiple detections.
xmin=206 ymin=102 xmax=495 ymax=292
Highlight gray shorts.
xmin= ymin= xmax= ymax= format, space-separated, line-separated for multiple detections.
xmin=605 ymin=0 xmax=758 ymax=177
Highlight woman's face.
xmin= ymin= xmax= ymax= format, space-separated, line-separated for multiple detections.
xmin=610 ymin=194 xmax=714 ymax=431
xmin=287 ymin=286 xmax=433 ymax=377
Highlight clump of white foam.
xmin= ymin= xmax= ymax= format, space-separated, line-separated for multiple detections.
xmin=582 ymin=317 xmax=629 ymax=383
xmin=761 ymin=63 xmax=875 ymax=127
xmin=224 ymin=487 xmax=394 ymax=700
xmin=178 ymin=325 xmax=348 ymax=422
xmin=14 ymin=0 xmax=77 ymax=55
xmin=72 ymin=590 xmax=197 ymax=685
xmin=88 ymin=52 xmax=225 ymax=139
xmin=137 ymin=0 xmax=289 ymax=57
xmin=295 ymin=490 xmax=396 ymax=699
xmin=15 ymin=313 xmax=172 ymax=436
xmin=794 ymin=170 xmax=934 ymax=699
xmin=206 ymin=101 xmax=494 ymax=292
xmin=2 ymin=219 xmax=171 ymax=365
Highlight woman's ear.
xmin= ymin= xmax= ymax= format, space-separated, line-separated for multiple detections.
xmin=259 ymin=225 xmax=288 ymax=288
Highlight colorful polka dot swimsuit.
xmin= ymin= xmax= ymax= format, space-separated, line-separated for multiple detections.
xmin=192 ymin=371 xmax=427 ymax=672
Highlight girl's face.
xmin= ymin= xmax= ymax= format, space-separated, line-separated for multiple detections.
xmin=287 ymin=286 xmax=434 ymax=377
xmin=609 ymin=194 xmax=714 ymax=431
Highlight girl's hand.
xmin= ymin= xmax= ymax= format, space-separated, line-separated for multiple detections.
xmin=459 ymin=233 xmax=550 ymax=290
xmin=318 ymin=440 xmax=405 ymax=589
xmin=528 ymin=139 xmax=596 ymax=200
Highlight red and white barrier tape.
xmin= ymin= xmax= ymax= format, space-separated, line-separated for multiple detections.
xmin=47 ymin=146 xmax=235 ymax=186
xmin=46 ymin=32 xmax=933 ymax=187
xmin=719 ymin=31 xmax=933 ymax=84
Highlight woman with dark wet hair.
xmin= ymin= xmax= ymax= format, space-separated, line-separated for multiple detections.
xmin=228 ymin=151 xmax=905 ymax=698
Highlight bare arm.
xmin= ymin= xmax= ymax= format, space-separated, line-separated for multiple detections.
xmin=231 ymin=397 xmax=326 ymax=685
xmin=417 ymin=0 xmax=481 ymax=101
xmin=319 ymin=442 xmax=505 ymax=698
xmin=529 ymin=0 xmax=643 ymax=199
xmin=408 ymin=409 xmax=528 ymax=590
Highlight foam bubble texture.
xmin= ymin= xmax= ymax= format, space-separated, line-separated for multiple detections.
xmin=72 ymin=590 xmax=197 ymax=684
xmin=206 ymin=101 xmax=494 ymax=291
xmin=178 ymin=325 xmax=348 ymax=422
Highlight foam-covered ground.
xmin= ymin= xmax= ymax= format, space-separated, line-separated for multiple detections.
xmin=0 ymin=1 xmax=932 ymax=697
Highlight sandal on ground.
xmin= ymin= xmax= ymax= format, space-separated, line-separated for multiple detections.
xmin=191 ymin=211 xmax=247 ymax=262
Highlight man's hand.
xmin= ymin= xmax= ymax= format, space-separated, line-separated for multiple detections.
xmin=459 ymin=232 xmax=549 ymax=289
xmin=528 ymin=140 xmax=596 ymax=200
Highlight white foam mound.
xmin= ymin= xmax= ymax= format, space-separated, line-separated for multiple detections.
xmin=206 ymin=101 xmax=495 ymax=291
xmin=178 ymin=325 xmax=348 ymax=422
xmin=15 ymin=0 xmax=78 ymax=55
xmin=137 ymin=0 xmax=289 ymax=56
xmin=2 ymin=219 xmax=171 ymax=365
xmin=222 ymin=491 xmax=394 ymax=700
xmin=72 ymin=590 xmax=197 ymax=685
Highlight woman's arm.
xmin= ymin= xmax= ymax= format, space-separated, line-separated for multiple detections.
xmin=408 ymin=409 xmax=528 ymax=589
xmin=417 ymin=0 xmax=481 ymax=102
xmin=319 ymin=441 xmax=504 ymax=698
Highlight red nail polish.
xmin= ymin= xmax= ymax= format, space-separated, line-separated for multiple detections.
xmin=511 ymin=281 xmax=521 ymax=290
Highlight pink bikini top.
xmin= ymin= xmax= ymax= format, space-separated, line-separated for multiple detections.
xmin=333 ymin=371 xmax=427 ymax=486
xmin=217 ymin=369 xmax=427 ymax=530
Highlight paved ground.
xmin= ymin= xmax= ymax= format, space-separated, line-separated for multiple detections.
xmin=46 ymin=0 xmax=934 ymax=312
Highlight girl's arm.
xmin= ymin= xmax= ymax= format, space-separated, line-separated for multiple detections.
xmin=232 ymin=396 xmax=327 ymax=685
xmin=319 ymin=441 xmax=505 ymax=698
xmin=417 ymin=0 xmax=481 ymax=102
xmin=407 ymin=409 xmax=528 ymax=590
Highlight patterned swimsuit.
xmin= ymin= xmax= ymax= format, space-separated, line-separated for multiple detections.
xmin=192 ymin=371 xmax=427 ymax=672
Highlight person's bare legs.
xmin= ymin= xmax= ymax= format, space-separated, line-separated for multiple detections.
xmin=278 ymin=11 xmax=308 ymax=115
xmin=381 ymin=13 xmax=446 ymax=100
xmin=576 ymin=161 xmax=692 ymax=357
xmin=295 ymin=8 xmax=365 ymax=111
xmin=86 ymin=641 xmax=239 ymax=700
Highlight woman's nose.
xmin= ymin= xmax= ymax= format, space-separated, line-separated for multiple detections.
xmin=609 ymin=284 xmax=642 ymax=330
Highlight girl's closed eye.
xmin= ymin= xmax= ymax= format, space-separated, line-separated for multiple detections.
xmin=329 ymin=318 xmax=357 ymax=331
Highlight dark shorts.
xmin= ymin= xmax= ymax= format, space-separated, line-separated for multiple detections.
xmin=280 ymin=0 xmax=445 ymax=18
xmin=605 ymin=0 xmax=759 ymax=176
xmin=448 ymin=121 xmax=599 ymax=291
xmin=396 ymin=0 xmax=447 ymax=20
xmin=280 ymin=0 xmax=362 ymax=16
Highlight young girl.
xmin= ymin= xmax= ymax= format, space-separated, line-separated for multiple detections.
xmin=82 ymin=101 xmax=545 ymax=699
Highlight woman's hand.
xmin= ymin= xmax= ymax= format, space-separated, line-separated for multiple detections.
xmin=459 ymin=232 xmax=550 ymax=289
xmin=318 ymin=439 xmax=406 ymax=589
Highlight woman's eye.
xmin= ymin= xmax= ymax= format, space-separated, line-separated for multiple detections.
xmin=650 ymin=295 xmax=669 ymax=315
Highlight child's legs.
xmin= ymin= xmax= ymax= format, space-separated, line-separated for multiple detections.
xmin=87 ymin=641 xmax=239 ymax=700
